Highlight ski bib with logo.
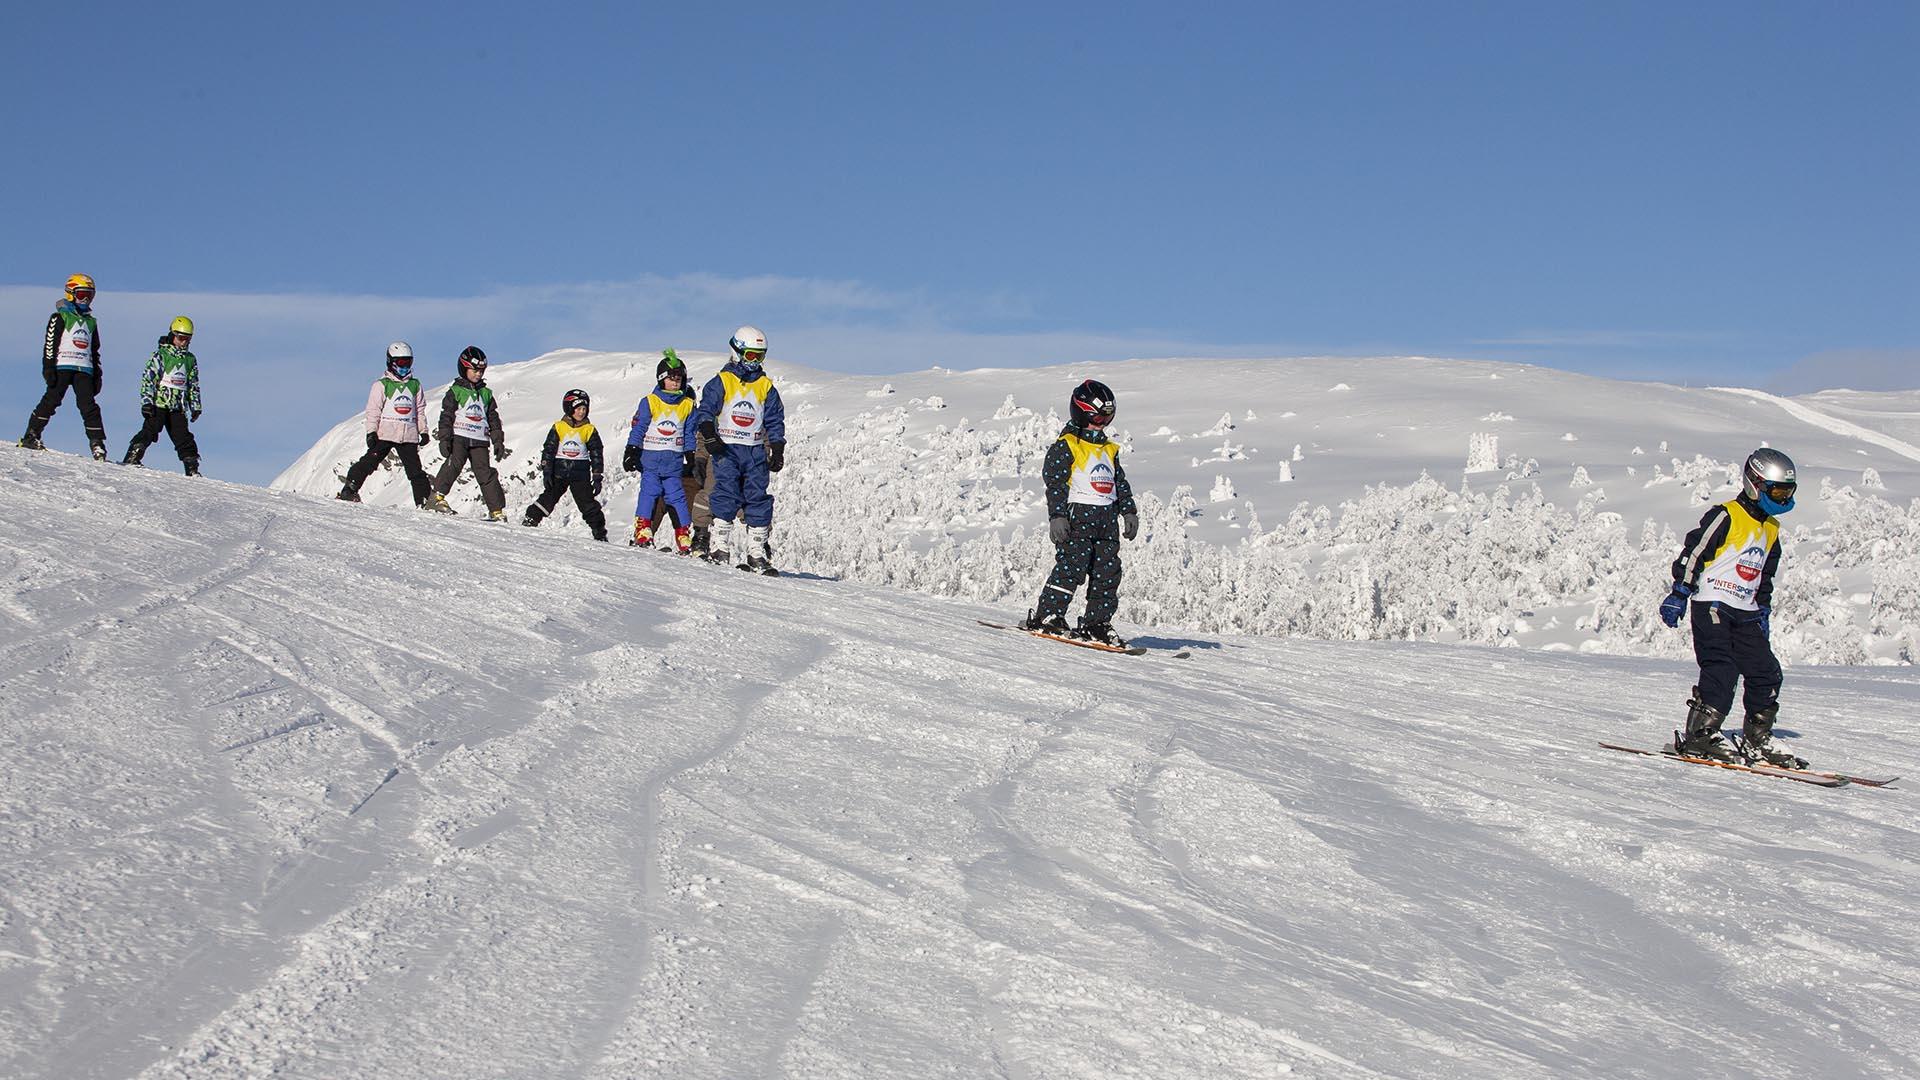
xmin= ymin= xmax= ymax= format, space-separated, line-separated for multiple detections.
xmin=1697 ymin=500 xmax=1779 ymax=610
xmin=151 ymin=348 xmax=195 ymax=408
xmin=55 ymin=311 xmax=97 ymax=372
xmin=378 ymin=377 xmax=421 ymax=428
xmin=553 ymin=420 xmax=596 ymax=463
xmin=1062 ymin=433 xmax=1122 ymax=506
xmin=450 ymin=384 xmax=494 ymax=441
xmin=642 ymin=392 xmax=695 ymax=452
xmin=715 ymin=371 xmax=773 ymax=446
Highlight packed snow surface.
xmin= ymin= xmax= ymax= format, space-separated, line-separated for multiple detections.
xmin=6 ymin=444 xmax=1920 ymax=1079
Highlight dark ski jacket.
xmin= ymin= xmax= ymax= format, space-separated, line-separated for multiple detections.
xmin=436 ymin=376 xmax=508 ymax=455
xmin=1672 ymin=494 xmax=1782 ymax=612
xmin=539 ymin=417 xmax=604 ymax=488
xmin=1043 ymin=424 xmax=1136 ymax=534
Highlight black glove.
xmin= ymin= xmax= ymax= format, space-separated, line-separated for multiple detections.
xmin=701 ymin=421 xmax=727 ymax=457
xmin=1659 ymin=582 xmax=1695 ymax=628
xmin=93 ymin=366 xmax=102 ymax=391
xmin=1048 ymin=517 xmax=1070 ymax=545
xmin=681 ymin=451 xmax=697 ymax=477
xmin=141 ymin=403 xmax=157 ymax=419
xmin=768 ymin=442 xmax=785 ymax=473
xmin=190 ymin=409 xmax=201 ymax=423
xmin=1122 ymin=513 xmax=1139 ymax=540
xmin=496 ymin=446 xmax=511 ymax=460
xmin=622 ymin=445 xmax=641 ymax=473
xmin=591 ymin=475 xmax=604 ymax=497
xmin=365 ymin=432 xmax=380 ymax=451
xmin=439 ymin=439 xmax=453 ymax=458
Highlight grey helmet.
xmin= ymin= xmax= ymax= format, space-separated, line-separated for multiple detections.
xmin=1741 ymin=448 xmax=1797 ymax=512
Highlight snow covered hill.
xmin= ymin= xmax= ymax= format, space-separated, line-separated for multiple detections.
xmin=6 ymin=445 xmax=1920 ymax=1079
xmin=278 ymin=351 xmax=1920 ymax=664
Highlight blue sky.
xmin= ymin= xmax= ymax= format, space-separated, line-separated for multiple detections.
xmin=3 ymin=2 xmax=1914 ymax=482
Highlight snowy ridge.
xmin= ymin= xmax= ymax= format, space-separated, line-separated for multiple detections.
xmin=279 ymin=353 xmax=1920 ymax=664
xmin=6 ymin=447 xmax=1920 ymax=1078
xmin=1710 ymin=386 xmax=1920 ymax=464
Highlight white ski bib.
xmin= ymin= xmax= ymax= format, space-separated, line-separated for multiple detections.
xmin=379 ymin=387 xmax=418 ymax=426
xmin=56 ymin=321 xmax=93 ymax=371
xmin=454 ymin=397 xmax=489 ymax=440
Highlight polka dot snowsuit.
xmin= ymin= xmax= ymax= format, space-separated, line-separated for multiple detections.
xmin=1033 ymin=426 xmax=1137 ymax=627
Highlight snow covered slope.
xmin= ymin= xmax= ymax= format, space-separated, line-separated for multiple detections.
xmin=277 ymin=352 xmax=1920 ymax=663
xmin=7 ymin=446 xmax=1920 ymax=1079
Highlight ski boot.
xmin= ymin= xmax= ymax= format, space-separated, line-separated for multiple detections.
xmin=18 ymin=422 xmax=46 ymax=450
xmin=90 ymin=443 xmax=108 ymax=462
xmin=739 ymin=526 xmax=777 ymax=575
xmin=429 ymin=492 xmax=458 ymax=515
xmin=1737 ymin=705 xmax=1807 ymax=769
xmin=1076 ymin=621 xmax=1126 ymax=648
xmin=521 ymin=507 xmax=543 ymax=527
xmin=121 ymin=440 xmax=149 ymax=466
xmin=487 ymin=508 xmax=508 ymax=522
xmin=336 ymin=487 xmax=362 ymax=503
xmin=1672 ymin=690 xmax=1736 ymax=762
xmin=630 ymin=516 xmax=655 ymax=548
xmin=591 ymin=529 xmax=609 ymax=542
xmin=689 ymin=526 xmax=710 ymax=556
xmin=182 ymin=456 xmax=200 ymax=477
xmin=1022 ymin=609 xmax=1072 ymax=636
xmin=673 ymin=526 xmax=693 ymax=555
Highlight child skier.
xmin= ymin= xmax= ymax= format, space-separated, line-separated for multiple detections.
xmin=1659 ymin=447 xmax=1803 ymax=768
xmin=522 ymin=388 xmax=608 ymax=541
xmin=430 ymin=346 xmax=512 ymax=520
xmin=1022 ymin=379 xmax=1140 ymax=647
xmin=623 ymin=349 xmax=699 ymax=553
xmin=20 ymin=274 xmax=109 ymax=459
xmin=693 ymin=326 xmax=786 ymax=574
xmin=337 ymin=343 xmax=434 ymax=507
xmin=122 ymin=316 xmax=203 ymax=475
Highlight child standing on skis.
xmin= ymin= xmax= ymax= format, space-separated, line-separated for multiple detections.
xmin=337 ymin=343 xmax=434 ymax=507
xmin=430 ymin=346 xmax=512 ymax=520
xmin=522 ymin=388 xmax=608 ymax=541
xmin=1022 ymin=380 xmax=1140 ymax=647
xmin=623 ymin=349 xmax=699 ymax=553
xmin=693 ymin=326 xmax=786 ymax=574
xmin=122 ymin=316 xmax=203 ymax=475
xmin=1659 ymin=447 xmax=1803 ymax=768
xmin=20 ymin=274 xmax=109 ymax=459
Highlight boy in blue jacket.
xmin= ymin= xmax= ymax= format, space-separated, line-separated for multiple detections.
xmin=693 ymin=326 xmax=786 ymax=574
xmin=623 ymin=349 xmax=699 ymax=553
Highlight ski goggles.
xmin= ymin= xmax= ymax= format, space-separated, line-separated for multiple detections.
xmin=738 ymin=348 xmax=766 ymax=363
xmin=1761 ymin=481 xmax=1796 ymax=502
xmin=170 ymin=331 xmax=192 ymax=343
xmin=71 ymin=288 xmax=95 ymax=303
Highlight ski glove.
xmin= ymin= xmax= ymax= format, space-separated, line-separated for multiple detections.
xmin=1122 ymin=513 xmax=1139 ymax=540
xmin=496 ymin=446 xmax=511 ymax=460
xmin=1756 ymin=604 xmax=1771 ymax=638
xmin=1048 ymin=516 xmax=1070 ymax=545
xmin=700 ymin=421 xmax=727 ymax=458
xmin=439 ymin=439 xmax=453 ymax=458
xmin=1659 ymin=582 xmax=1695 ymax=628
xmin=768 ymin=442 xmax=785 ymax=473
xmin=591 ymin=476 xmax=604 ymax=497
xmin=141 ymin=403 xmax=157 ymax=419
xmin=365 ymin=432 xmax=380 ymax=451
xmin=418 ymin=430 xmax=431 ymax=446
xmin=190 ymin=409 xmax=201 ymax=423
xmin=682 ymin=451 xmax=697 ymax=477
xmin=622 ymin=445 xmax=641 ymax=473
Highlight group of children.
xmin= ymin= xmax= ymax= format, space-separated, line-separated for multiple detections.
xmin=17 ymin=274 xmax=204 ymax=474
xmin=331 ymin=326 xmax=787 ymax=575
xmin=12 ymin=274 xmax=1813 ymax=768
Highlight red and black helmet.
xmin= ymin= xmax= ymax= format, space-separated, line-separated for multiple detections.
xmin=562 ymin=388 xmax=591 ymax=417
xmin=458 ymin=345 xmax=487 ymax=379
xmin=1069 ymin=379 xmax=1117 ymax=427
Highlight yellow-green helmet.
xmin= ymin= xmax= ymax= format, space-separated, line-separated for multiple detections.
xmin=169 ymin=316 xmax=194 ymax=337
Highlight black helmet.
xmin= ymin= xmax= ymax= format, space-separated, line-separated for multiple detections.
xmin=657 ymin=348 xmax=687 ymax=383
xmin=1069 ymin=379 xmax=1117 ymax=427
xmin=562 ymin=388 xmax=591 ymax=417
xmin=458 ymin=345 xmax=488 ymax=379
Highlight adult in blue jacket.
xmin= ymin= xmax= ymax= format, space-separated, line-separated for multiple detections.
xmin=623 ymin=349 xmax=701 ymax=553
xmin=693 ymin=326 xmax=785 ymax=575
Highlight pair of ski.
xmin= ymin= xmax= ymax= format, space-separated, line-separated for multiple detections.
xmin=1598 ymin=742 xmax=1897 ymax=789
xmin=977 ymin=620 xmax=1191 ymax=658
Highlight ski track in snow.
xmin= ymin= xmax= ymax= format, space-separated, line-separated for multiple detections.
xmin=3 ymin=447 xmax=1920 ymax=1079
xmin=1710 ymin=386 xmax=1920 ymax=464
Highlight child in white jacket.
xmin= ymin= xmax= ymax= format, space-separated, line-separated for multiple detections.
xmin=336 ymin=343 xmax=433 ymax=506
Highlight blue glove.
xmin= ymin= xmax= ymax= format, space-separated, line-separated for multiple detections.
xmin=1659 ymin=582 xmax=1695 ymax=628
xmin=1756 ymin=604 xmax=1771 ymax=637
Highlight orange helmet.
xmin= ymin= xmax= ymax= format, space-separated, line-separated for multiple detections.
xmin=64 ymin=273 xmax=95 ymax=303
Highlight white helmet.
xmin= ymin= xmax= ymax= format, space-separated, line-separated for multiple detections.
xmin=386 ymin=341 xmax=414 ymax=376
xmin=730 ymin=325 xmax=768 ymax=363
